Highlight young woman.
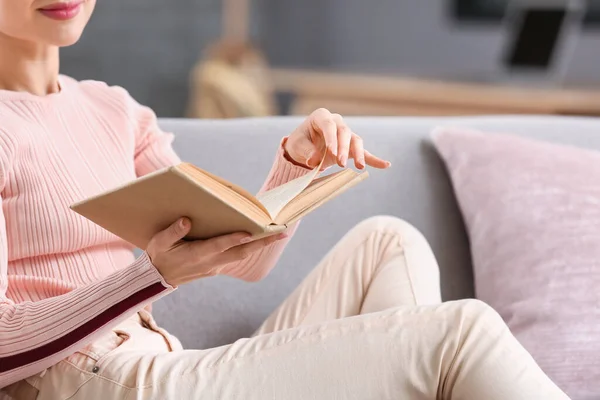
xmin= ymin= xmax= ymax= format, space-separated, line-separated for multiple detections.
xmin=0 ymin=1 xmax=570 ymax=399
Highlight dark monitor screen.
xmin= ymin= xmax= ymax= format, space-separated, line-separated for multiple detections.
xmin=504 ymin=9 xmax=567 ymax=68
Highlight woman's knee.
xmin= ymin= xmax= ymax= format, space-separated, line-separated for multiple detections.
xmin=350 ymin=216 xmax=424 ymax=242
xmin=448 ymin=299 xmax=507 ymax=333
xmin=381 ymin=299 xmax=506 ymax=341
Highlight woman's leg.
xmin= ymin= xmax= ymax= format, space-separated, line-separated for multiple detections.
xmin=49 ymin=299 xmax=568 ymax=400
xmin=36 ymin=217 xmax=568 ymax=399
xmin=256 ymin=216 xmax=442 ymax=335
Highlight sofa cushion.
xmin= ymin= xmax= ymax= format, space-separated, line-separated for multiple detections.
xmin=433 ymin=126 xmax=600 ymax=399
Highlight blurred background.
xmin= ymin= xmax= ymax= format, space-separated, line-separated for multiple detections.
xmin=61 ymin=0 xmax=600 ymax=118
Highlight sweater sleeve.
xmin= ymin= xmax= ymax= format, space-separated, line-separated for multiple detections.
xmin=128 ymin=96 xmax=180 ymax=315
xmin=219 ymin=138 xmax=313 ymax=281
xmin=0 ymin=157 xmax=175 ymax=388
xmin=130 ymin=96 xmax=181 ymax=177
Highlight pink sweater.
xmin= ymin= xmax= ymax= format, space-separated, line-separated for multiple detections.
xmin=0 ymin=76 xmax=308 ymax=388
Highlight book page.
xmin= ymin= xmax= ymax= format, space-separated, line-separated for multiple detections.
xmin=256 ymin=155 xmax=325 ymax=219
xmin=184 ymin=163 xmax=271 ymax=217
xmin=275 ymin=171 xmax=368 ymax=225
xmin=256 ymin=166 xmax=321 ymax=219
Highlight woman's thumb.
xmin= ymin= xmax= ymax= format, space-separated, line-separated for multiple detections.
xmin=305 ymin=150 xmax=323 ymax=168
xmin=152 ymin=217 xmax=191 ymax=249
xmin=290 ymin=135 xmax=318 ymax=167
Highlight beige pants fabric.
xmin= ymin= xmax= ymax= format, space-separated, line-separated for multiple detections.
xmin=7 ymin=216 xmax=569 ymax=399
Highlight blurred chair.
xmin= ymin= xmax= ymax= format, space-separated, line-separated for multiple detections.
xmin=186 ymin=41 xmax=277 ymax=119
xmin=186 ymin=0 xmax=277 ymax=119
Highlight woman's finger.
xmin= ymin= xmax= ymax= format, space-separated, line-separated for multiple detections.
xmin=349 ymin=134 xmax=365 ymax=169
xmin=219 ymin=233 xmax=288 ymax=264
xmin=364 ymin=150 xmax=392 ymax=169
xmin=332 ymin=114 xmax=352 ymax=167
xmin=311 ymin=108 xmax=337 ymax=158
xmin=187 ymin=231 xmax=252 ymax=259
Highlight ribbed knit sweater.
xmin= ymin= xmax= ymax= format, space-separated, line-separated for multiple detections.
xmin=0 ymin=76 xmax=308 ymax=388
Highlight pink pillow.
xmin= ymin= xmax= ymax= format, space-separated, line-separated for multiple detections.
xmin=433 ymin=127 xmax=600 ymax=399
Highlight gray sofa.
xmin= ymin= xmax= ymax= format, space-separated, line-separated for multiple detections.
xmin=152 ymin=115 xmax=600 ymax=350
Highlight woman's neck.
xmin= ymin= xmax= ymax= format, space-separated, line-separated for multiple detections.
xmin=0 ymin=33 xmax=60 ymax=96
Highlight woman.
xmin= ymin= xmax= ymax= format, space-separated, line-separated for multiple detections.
xmin=0 ymin=1 xmax=569 ymax=399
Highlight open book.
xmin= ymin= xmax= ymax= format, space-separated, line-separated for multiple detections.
xmin=70 ymin=157 xmax=368 ymax=249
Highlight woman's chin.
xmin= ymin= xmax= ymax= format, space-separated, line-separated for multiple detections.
xmin=40 ymin=30 xmax=85 ymax=47
xmin=53 ymin=35 xmax=84 ymax=47
xmin=34 ymin=13 xmax=91 ymax=47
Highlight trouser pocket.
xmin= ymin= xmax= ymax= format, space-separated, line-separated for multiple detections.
xmin=69 ymin=329 xmax=130 ymax=372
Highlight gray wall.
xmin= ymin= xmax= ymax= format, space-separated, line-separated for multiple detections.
xmin=61 ymin=0 xmax=224 ymax=117
xmin=61 ymin=0 xmax=600 ymax=117
xmin=260 ymin=0 xmax=600 ymax=82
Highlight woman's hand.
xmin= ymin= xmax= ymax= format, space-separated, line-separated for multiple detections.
xmin=284 ymin=108 xmax=391 ymax=170
xmin=147 ymin=218 xmax=287 ymax=286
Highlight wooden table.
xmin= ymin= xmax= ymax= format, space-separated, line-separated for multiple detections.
xmin=271 ymin=68 xmax=600 ymax=117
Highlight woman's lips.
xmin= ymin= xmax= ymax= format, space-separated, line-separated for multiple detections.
xmin=38 ymin=1 xmax=83 ymax=21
